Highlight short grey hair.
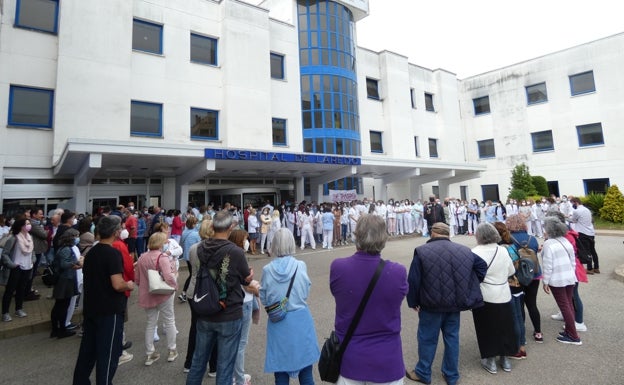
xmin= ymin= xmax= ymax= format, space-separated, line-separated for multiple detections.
xmin=270 ymin=228 xmax=296 ymax=258
xmin=354 ymin=214 xmax=388 ymax=254
xmin=97 ymin=215 xmax=121 ymax=239
xmin=545 ymin=210 xmax=567 ymax=224
xmin=475 ymin=223 xmax=501 ymax=245
xmin=543 ymin=217 xmax=568 ymax=238
xmin=212 ymin=210 xmax=233 ymax=233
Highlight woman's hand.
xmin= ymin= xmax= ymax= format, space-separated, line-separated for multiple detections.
xmin=543 ymin=284 xmax=550 ymax=294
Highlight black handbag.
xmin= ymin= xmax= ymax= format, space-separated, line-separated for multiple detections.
xmin=318 ymin=259 xmax=385 ymax=383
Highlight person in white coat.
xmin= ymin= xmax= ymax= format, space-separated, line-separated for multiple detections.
xmin=298 ymin=208 xmax=316 ymax=250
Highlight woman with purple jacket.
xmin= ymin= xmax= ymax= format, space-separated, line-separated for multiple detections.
xmin=330 ymin=214 xmax=408 ymax=385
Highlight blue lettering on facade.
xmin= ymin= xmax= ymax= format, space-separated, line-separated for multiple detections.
xmin=204 ymin=149 xmax=360 ymax=165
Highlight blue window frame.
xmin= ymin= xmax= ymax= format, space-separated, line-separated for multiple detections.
xmin=8 ymin=85 xmax=54 ymax=129
xmin=526 ymin=82 xmax=548 ymax=105
xmin=576 ymin=123 xmax=604 ymax=147
xmin=191 ymin=33 xmax=217 ymax=65
xmin=369 ymin=131 xmax=383 ymax=153
xmin=190 ymin=108 xmax=218 ymax=140
xmin=531 ymin=130 xmax=554 ymax=152
xmin=132 ymin=19 xmax=163 ymax=54
xmin=131 ymin=101 xmax=162 ymax=137
xmin=473 ymin=96 xmax=490 ymax=115
xmin=270 ymin=53 xmax=285 ymax=79
xmin=15 ymin=0 xmax=59 ymax=34
xmin=569 ymin=71 xmax=595 ymax=96
xmin=272 ymin=118 xmax=287 ymax=146
xmin=583 ymin=178 xmax=609 ymax=195
xmin=477 ymin=139 xmax=495 ymax=159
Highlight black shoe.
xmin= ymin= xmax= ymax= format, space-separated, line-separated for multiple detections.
xmin=66 ymin=323 xmax=79 ymax=331
xmin=24 ymin=292 xmax=41 ymax=301
xmin=57 ymin=330 xmax=76 ymax=339
xmin=122 ymin=341 xmax=133 ymax=350
xmin=50 ymin=329 xmax=58 ymax=338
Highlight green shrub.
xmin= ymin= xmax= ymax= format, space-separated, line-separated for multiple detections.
xmin=599 ymin=185 xmax=624 ymax=223
xmin=508 ymin=188 xmax=527 ymax=201
xmin=531 ymin=176 xmax=549 ymax=197
xmin=510 ymin=164 xmax=537 ymax=196
xmin=581 ymin=193 xmax=605 ymax=215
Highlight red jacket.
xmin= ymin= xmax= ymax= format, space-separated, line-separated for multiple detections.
xmin=112 ymin=239 xmax=135 ymax=297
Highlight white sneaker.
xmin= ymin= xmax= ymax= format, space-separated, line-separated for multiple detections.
xmin=167 ymin=349 xmax=179 ymax=362
xmin=551 ymin=312 xmax=564 ymax=321
xmin=2 ymin=313 xmax=12 ymax=322
xmin=145 ymin=352 xmax=160 ymax=366
xmin=561 ymin=322 xmax=587 ymax=332
xmin=243 ymin=374 xmax=252 ymax=385
xmin=118 ymin=351 xmax=134 ymax=366
xmin=15 ymin=309 xmax=27 ymax=318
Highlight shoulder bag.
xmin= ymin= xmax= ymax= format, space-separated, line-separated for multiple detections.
xmin=148 ymin=253 xmax=175 ymax=295
xmin=264 ymin=267 xmax=298 ymax=323
xmin=318 ymin=259 xmax=386 ymax=383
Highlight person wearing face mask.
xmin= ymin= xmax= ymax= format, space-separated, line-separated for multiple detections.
xmin=2 ymin=217 xmax=36 ymax=322
xmin=559 ymin=195 xmax=573 ymax=220
xmin=52 ymin=210 xmax=77 ymax=253
xmin=50 ymin=229 xmax=82 ymax=338
xmin=386 ymin=199 xmax=396 ymax=236
xmin=228 ymin=229 xmax=260 ymax=385
xmin=518 ymin=200 xmax=532 ymax=235
xmin=467 ymin=199 xmax=480 ymax=235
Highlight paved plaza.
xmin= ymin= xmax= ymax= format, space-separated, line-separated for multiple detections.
xmin=1 ymin=233 xmax=623 ymax=385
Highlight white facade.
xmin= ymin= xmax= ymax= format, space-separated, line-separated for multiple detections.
xmin=0 ymin=0 xmax=621 ymax=215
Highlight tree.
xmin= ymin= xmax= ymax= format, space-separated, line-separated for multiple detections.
xmin=532 ymin=175 xmax=549 ymax=197
xmin=510 ymin=163 xmax=537 ymax=197
xmin=599 ymin=185 xmax=624 ymax=223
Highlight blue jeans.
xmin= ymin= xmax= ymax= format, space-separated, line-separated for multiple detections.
xmin=234 ymin=301 xmax=253 ymax=385
xmin=274 ymin=364 xmax=314 ymax=385
xmin=510 ymin=293 xmax=526 ymax=348
xmin=73 ymin=313 xmax=124 ymax=385
xmin=573 ymin=282 xmax=583 ymax=324
xmin=186 ymin=318 xmax=242 ymax=385
xmin=415 ymin=310 xmax=460 ymax=385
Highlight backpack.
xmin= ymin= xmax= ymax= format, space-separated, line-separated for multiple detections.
xmin=189 ymin=258 xmax=228 ymax=316
xmin=515 ymin=257 xmax=535 ymax=287
xmin=510 ymin=235 xmax=540 ymax=285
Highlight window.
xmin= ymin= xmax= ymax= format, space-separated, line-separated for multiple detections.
xmin=583 ymin=178 xmax=609 ymax=195
xmin=131 ymin=101 xmax=162 ymax=137
xmin=410 ymin=88 xmax=416 ymax=109
xmin=369 ymin=131 xmax=383 ymax=153
xmin=576 ymin=123 xmax=604 ymax=147
xmin=8 ymin=85 xmax=54 ymax=128
xmin=531 ymin=130 xmax=554 ymax=152
xmin=270 ymin=53 xmax=285 ymax=79
xmin=424 ymin=93 xmax=435 ymax=112
xmin=366 ymin=78 xmax=380 ymax=100
xmin=190 ymin=108 xmax=218 ymax=140
xmin=14 ymin=0 xmax=59 ymax=34
xmin=526 ymin=82 xmax=548 ymax=105
xmin=477 ymin=139 xmax=495 ymax=159
xmin=473 ymin=96 xmax=490 ymax=115
xmin=272 ymin=118 xmax=287 ymax=146
xmin=132 ymin=19 xmax=163 ymax=54
xmin=190 ymin=33 xmax=217 ymax=65
xmin=569 ymin=71 xmax=595 ymax=96
xmin=481 ymin=184 xmax=500 ymax=202
xmin=428 ymin=138 xmax=438 ymax=158
xmin=414 ymin=136 xmax=420 ymax=157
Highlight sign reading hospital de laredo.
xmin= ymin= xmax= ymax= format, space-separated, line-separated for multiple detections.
xmin=204 ymin=149 xmax=361 ymax=166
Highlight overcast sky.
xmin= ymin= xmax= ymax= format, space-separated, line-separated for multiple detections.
xmin=355 ymin=0 xmax=623 ymax=78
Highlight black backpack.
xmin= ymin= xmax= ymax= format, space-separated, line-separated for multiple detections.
xmin=189 ymin=263 xmax=226 ymax=316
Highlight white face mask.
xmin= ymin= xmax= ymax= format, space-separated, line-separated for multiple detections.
xmin=73 ymin=218 xmax=78 ymax=225
xmin=243 ymin=239 xmax=250 ymax=252
xmin=120 ymin=229 xmax=129 ymax=240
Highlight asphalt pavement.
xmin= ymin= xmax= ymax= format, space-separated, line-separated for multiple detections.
xmin=1 ymin=232 xmax=623 ymax=385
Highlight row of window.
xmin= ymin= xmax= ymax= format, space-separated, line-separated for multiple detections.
xmin=367 ymin=78 xmax=436 ymax=112
xmin=477 ymin=123 xmax=605 ymax=159
xmin=472 ymin=71 xmax=596 ymax=116
xmin=6 ymin=85 xmax=288 ymax=145
xmin=369 ymin=131 xmax=439 ymax=159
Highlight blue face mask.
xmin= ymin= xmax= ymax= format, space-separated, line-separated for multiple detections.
xmin=74 ymin=238 xmax=80 ymax=246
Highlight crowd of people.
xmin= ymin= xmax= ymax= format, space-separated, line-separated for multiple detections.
xmin=0 ymin=192 xmax=599 ymax=385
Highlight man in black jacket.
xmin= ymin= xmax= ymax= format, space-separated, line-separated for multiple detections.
xmin=406 ymin=222 xmax=486 ymax=385
xmin=423 ymin=195 xmax=445 ymax=235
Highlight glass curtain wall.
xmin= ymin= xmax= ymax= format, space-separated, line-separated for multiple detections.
xmin=297 ymin=0 xmax=362 ymax=194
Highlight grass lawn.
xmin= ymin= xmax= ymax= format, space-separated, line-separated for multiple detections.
xmin=593 ymin=216 xmax=624 ymax=230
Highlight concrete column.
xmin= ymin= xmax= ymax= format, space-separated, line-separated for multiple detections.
xmin=73 ymin=184 xmax=90 ymax=214
xmin=295 ymin=177 xmax=305 ymax=203
xmin=177 ymin=184 xmax=190 ymax=213
xmin=163 ymin=177 xmax=176 ymax=209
